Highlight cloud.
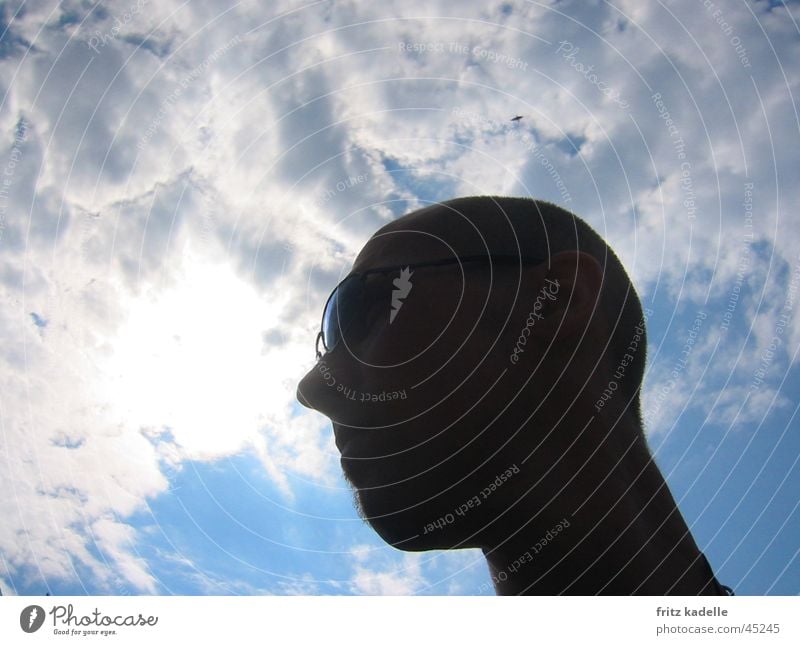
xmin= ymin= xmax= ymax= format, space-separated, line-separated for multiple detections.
xmin=348 ymin=551 xmax=428 ymax=595
xmin=0 ymin=577 xmax=15 ymax=596
xmin=0 ymin=0 xmax=797 ymax=594
xmin=344 ymin=543 xmax=487 ymax=595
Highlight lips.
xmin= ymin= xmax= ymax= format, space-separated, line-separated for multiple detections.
xmin=338 ymin=436 xmax=373 ymax=459
xmin=338 ymin=444 xmax=373 ymax=487
xmin=333 ymin=421 xmax=370 ymax=455
xmin=338 ymin=439 xmax=357 ymax=457
xmin=336 ymin=431 xmax=379 ymax=483
xmin=334 ymin=426 xmax=355 ymax=454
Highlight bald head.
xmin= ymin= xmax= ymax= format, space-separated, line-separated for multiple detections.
xmin=350 ymin=196 xmax=646 ymax=419
xmin=294 ymin=197 xmax=732 ymax=596
xmin=297 ymin=196 xmax=647 ymax=551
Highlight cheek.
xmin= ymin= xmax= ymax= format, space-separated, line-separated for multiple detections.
xmin=353 ymin=451 xmax=465 ymax=515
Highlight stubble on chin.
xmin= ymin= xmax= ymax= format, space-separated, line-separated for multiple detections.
xmin=342 ymin=470 xmax=371 ymax=523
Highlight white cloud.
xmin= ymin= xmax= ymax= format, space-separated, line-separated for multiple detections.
xmin=0 ymin=0 xmax=797 ymax=594
xmin=348 ymin=551 xmax=428 ymax=595
xmin=344 ymin=543 xmax=487 ymax=595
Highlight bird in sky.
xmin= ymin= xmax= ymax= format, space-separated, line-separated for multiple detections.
xmin=510 ymin=115 xmax=524 ymax=122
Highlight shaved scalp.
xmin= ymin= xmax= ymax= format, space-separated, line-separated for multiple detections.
xmin=411 ymin=196 xmax=647 ymax=425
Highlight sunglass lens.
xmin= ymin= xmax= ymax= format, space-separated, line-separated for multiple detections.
xmin=322 ymin=276 xmax=362 ymax=353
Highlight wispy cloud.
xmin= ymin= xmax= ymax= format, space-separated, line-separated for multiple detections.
xmin=1 ymin=0 xmax=797 ymax=594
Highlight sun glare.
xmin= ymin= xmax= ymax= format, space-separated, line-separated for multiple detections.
xmin=101 ymin=247 xmax=285 ymax=459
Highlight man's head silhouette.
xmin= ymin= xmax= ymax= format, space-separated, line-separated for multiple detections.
xmin=297 ymin=196 xmax=728 ymax=595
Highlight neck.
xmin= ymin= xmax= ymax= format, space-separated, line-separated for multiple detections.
xmin=481 ymin=413 xmax=724 ymax=595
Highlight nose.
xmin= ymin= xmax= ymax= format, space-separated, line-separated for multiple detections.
xmin=295 ymin=379 xmax=313 ymax=409
xmin=295 ymin=377 xmax=316 ymax=410
xmin=296 ymin=364 xmax=324 ymax=410
xmin=295 ymin=357 xmax=345 ymax=418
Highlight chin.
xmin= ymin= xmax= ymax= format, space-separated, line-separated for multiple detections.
xmin=368 ymin=517 xmax=479 ymax=552
xmin=355 ymin=488 xmax=477 ymax=551
xmin=366 ymin=515 xmax=446 ymax=551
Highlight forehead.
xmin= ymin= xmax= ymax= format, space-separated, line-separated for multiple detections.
xmin=351 ymin=201 xmax=526 ymax=273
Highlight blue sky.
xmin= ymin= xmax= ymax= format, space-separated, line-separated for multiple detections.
xmin=0 ymin=0 xmax=798 ymax=595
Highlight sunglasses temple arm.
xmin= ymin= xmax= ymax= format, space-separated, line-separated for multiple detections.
xmin=315 ymin=330 xmax=325 ymax=360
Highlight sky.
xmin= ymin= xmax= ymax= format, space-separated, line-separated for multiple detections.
xmin=0 ymin=0 xmax=798 ymax=596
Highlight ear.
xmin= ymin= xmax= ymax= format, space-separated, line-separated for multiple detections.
xmin=529 ymin=250 xmax=603 ymax=340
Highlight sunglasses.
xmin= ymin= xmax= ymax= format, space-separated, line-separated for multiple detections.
xmin=315 ymin=254 xmax=547 ymax=359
